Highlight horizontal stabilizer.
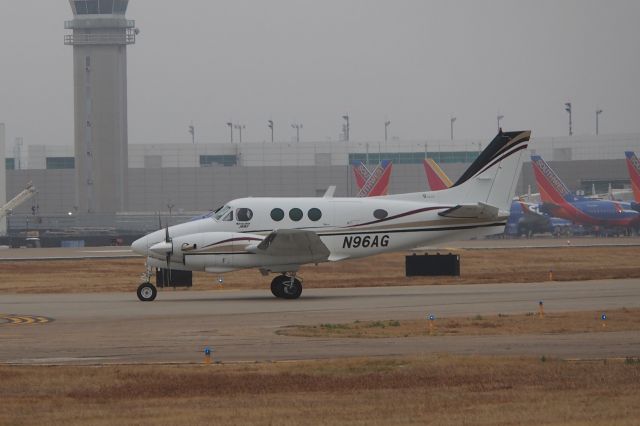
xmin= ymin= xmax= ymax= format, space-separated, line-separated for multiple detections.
xmin=438 ymin=202 xmax=501 ymax=220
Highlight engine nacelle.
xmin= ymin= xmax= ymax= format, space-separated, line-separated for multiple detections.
xmin=171 ymin=232 xmax=264 ymax=257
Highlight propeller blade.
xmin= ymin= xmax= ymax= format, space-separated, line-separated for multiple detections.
xmin=166 ymin=253 xmax=172 ymax=286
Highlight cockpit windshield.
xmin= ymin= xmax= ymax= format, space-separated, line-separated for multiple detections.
xmin=213 ymin=205 xmax=232 ymax=221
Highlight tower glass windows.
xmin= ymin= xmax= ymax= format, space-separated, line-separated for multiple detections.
xmin=74 ymin=0 xmax=127 ymax=15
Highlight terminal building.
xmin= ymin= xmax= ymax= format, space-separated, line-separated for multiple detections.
xmin=4 ymin=132 xmax=639 ymax=232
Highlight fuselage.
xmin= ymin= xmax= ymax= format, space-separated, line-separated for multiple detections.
xmin=132 ymin=196 xmax=508 ymax=273
xmin=540 ymin=197 xmax=640 ymax=227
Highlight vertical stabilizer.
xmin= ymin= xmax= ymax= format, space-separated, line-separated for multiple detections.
xmin=396 ymin=131 xmax=530 ymax=213
xmin=530 ymin=155 xmax=573 ymax=204
xmin=351 ymin=161 xmax=370 ymax=193
xmin=625 ymin=152 xmax=640 ymax=202
xmin=423 ymin=158 xmax=453 ymax=190
xmin=352 ymin=160 xmax=393 ymax=197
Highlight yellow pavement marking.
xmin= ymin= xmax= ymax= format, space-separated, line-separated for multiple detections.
xmin=0 ymin=314 xmax=53 ymax=326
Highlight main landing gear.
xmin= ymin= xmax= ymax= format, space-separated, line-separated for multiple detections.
xmin=270 ymin=274 xmax=303 ymax=300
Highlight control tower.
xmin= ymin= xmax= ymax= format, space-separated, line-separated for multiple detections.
xmin=65 ymin=0 xmax=137 ymax=213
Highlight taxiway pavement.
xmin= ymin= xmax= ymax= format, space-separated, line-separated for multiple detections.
xmin=1 ymin=278 xmax=639 ymax=364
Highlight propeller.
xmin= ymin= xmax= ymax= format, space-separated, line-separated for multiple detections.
xmin=164 ymin=223 xmax=172 ymax=286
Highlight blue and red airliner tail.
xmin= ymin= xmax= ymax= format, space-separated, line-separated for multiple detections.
xmin=625 ymin=151 xmax=640 ymax=203
xmin=351 ymin=160 xmax=393 ymax=197
xmin=423 ymin=159 xmax=453 ymax=191
xmin=531 ymin=155 xmax=640 ymax=227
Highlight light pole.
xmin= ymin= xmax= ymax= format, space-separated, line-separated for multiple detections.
xmin=497 ymin=114 xmax=504 ymax=131
xmin=226 ymin=122 xmax=233 ymax=143
xmin=291 ymin=123 xmax=302 ymax=143
xmin=188 ymin=123 xmax=195 ymax=144
xmin=234 ymin=124 xmax=246 ymax=143
xmin=342 ymin=115 xmax=350 ymax=142
xmin=384 ymin=120 xmax=391 ymax=143
xmin=267 ymin=120 xmax=274 ymax=143
xmin=450 ymin=117 xmax=457 ymax=141
xmin=565 ymin=102 xmax=572 ymax=136
xmin=596 ymin=109 xmax=603 ymax=135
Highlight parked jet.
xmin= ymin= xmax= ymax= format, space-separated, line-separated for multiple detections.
xmin=531 ymin=155 xmax=640 ymax=228
xmin=352 ymin=160 xmax=393 ymax=197
xmin=131 ymin=130 xmax=530 ymax=301
xmin=625 ymin=151 xmax=640 ymax=202
xmin=423 ymin=156 xmax=565 ymax=236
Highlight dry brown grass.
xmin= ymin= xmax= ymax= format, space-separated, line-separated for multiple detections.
xmin=277 ymin=308 xmax=640 ymax=338
xmin=1 ymin=356 xmax=639 ymax=425
xmin=1 ymin=246 xmax=640 ymax=294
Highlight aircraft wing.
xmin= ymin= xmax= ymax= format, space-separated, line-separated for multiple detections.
xmin=438 ymin=202 xmax=501 ymax=220
xmin=251 ymin=229 xmax=330 ymax=261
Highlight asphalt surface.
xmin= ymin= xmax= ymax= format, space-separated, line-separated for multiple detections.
xmin=1 ymin=278 xmax=639 ymax=365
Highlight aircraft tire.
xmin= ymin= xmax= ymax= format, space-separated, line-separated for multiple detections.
xmin=281 ymin=278 xmax=302 ymax=300
xmin=137 ymin=282 xmax=157 ymax=302
xmin=270 ymin=275 xmax=286 ymax=298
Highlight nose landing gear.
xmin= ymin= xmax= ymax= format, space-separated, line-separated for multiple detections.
xmin=270 ymin=274 xmax=302 ymax=299
xmin=137 ymin=282 xmax=157 ymax=302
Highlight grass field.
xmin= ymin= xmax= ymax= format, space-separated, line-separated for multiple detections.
xmin=277 ymin=308 xmax=640 ymax=338
xmin=1 ymin=245 xmax=639 ymax=294
xmin=1 ymin=356 xmax=639 ymax=425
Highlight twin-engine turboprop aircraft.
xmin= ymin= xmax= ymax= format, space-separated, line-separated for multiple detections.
xmin=131 ymin=130 xmax=531 ymax=301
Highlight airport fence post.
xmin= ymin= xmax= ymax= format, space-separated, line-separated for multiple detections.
xmin=427 ymin=314 xmax=436 ymax=335
xmin=204 ymin=346 xmax=213 ymax=364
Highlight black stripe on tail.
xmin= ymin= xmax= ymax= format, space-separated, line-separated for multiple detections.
xmin=453 ymin=130 xmax=531 ymax=187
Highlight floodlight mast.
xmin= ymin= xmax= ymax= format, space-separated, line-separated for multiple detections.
xmin=565 ymin=102 xmax=573 ymax=136
xmin=384 ymin=120 xmax=391 ymax=143
xmin=268 ymin=120 xmax=274 ymax=143
xmin=291 ymin=123 xmax=303 ymax=143
xmin=596 ymin=108 xmax=603 ymax=135
xmin=450 ymin=116 xmax=457 ymax=141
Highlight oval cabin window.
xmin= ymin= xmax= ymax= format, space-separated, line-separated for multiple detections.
xmin=308 ymin=208 xmax=322 ymax=222
xmin=289 ymin=208 xmax=303 ymax=221
xmin=373 ymin=209 xmax=388 ymax=220
xmin=271 ymin=208 xmax=285 ymax=222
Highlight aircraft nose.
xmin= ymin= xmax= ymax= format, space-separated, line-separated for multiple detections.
xmin=131 ymin=236 xmax=149 ymax=256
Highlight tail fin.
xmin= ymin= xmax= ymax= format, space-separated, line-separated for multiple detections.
xmin=352 ymin=160 xmax=393 ymax=197
xmin=351 ymin=161 xmax=370 ymax=191
xmin=530 ymin=155 xmax=573 ymax=204
xmin=423 ymin=159 xmax=453 ymax=190
xmin=625 ymin=151 xmax=640 ymax=202
xmin=398 ymin=130 xmax=530 ymax=212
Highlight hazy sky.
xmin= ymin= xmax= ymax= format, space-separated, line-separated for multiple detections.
xmin=1 ymin=0 xmax=639 ymax=147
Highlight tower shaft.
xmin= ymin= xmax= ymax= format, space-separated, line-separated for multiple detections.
xmin=65 ymin=0 xmax=136 ymax=213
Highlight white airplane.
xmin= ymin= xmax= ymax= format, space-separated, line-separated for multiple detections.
xmin=131 ymin=130 xmax=531 ymax=301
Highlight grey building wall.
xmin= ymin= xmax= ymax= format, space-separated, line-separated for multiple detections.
xmin=4 ymin=159 xmax=632 ymax=217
